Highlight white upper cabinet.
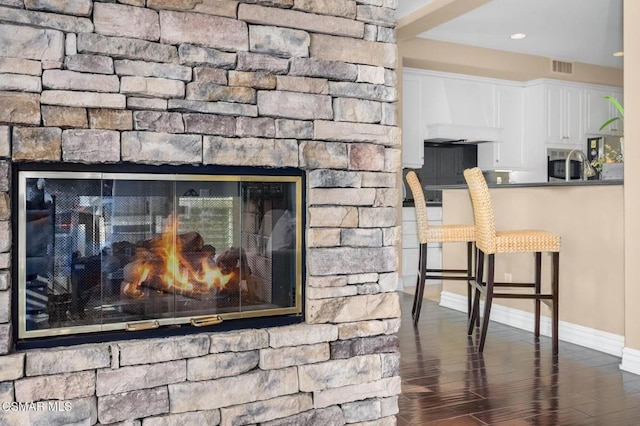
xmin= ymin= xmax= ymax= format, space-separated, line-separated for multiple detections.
xmin=495 ymin=85 xmax=525 ymax=168
xmin=585 ymin=87 xmax=624 ymax=136
xmin=544 ymin=83 xmax=584 ymax=147
xmin=401 ymin=74 xmax=424 ymax=168
xmin=527 ymin=79 xmax=622 ymax=149
xmin=521 ymin=84 xmax=549 ymax=182
xmin=523 ymin=79 xmax=622 ymax=181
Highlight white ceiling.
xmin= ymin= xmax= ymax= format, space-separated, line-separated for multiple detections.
xmin=396 ymin=0 xmax=623 ymax=69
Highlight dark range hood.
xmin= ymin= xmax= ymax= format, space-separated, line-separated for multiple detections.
xmin=424 ymin=123 xmax=503 ymax=144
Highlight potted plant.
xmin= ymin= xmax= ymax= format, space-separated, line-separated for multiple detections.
xmin=593 ymin=96 xmax=624 ymax=179
xmin=599 ymin=95 xmax=624 ymax=132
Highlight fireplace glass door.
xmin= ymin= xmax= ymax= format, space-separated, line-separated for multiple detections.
xmin=17 ymin=171 xmax=302 ymax=339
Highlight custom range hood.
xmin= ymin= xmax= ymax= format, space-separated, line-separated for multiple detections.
xmin=424 ymin=123 xmax=503 ymax=144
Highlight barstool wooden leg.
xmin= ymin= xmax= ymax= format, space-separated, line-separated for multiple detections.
xmin=552 ymin=252 xmax=560 ymax=355
xmin=411 ymin=244 xmax=422 ymax=318
xmin=467 ymin=291 xmax=479 ymax=335
xmin=413 ymin=243 xmax=428 ymax=325
xmin=473 ymin=245 xmax=480 ymax=328
xmin=468 ymin=250 xmax=484 ymax=335
xmin=478 ymin=253 xmax=495 ymax=353
xmin=467 ymin=241 xmax=473 ymax=318
xmin=534 ymin=252 xmax=542 ymax=339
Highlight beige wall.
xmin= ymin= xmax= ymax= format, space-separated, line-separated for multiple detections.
xmin=442 ymin=185 xmax=625 ymax=335
xmin=399 ymin=37 xmax=623 ymax=86
xmin=624 ymin=0 xmax=640 ymax=349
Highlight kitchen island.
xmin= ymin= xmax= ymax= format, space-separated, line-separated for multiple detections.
xmin=436 ymin=179 xmax=624 ymax=355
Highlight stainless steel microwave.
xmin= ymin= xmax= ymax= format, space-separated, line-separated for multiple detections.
xmin=548 ymin=159 xmax=581 ymax=181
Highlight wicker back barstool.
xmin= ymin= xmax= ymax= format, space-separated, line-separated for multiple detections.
xmin=463 ymin=167 xmax=561 ymax=354
xmin=405 ymin=171 xmax=475 ymax=325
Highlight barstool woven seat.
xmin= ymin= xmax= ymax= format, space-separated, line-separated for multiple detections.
xmin=494 ymin=230 xmax=560 ymax=253
xmin=405 ymin=171 xmax=475 ymax=325
xmin=424 ymin=225 xmax=476 ymax=243
xmin=463 ymin=167 xmax=561 ymax=354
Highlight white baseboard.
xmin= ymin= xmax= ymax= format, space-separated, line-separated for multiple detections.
xmin=621 ymin=347 xmax=640 ymax=375
xmin=439 ymin=291 xmax=624 ymax=358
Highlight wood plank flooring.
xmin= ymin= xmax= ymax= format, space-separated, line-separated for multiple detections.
xmin=397 ymin=292 xmax=640 ymax=425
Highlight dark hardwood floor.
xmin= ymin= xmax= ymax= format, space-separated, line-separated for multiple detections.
xmin=397 ymin=292 xmax=640 ymax=425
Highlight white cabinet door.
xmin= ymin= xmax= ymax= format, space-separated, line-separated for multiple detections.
xmin=585 ymin=87 xmax=611 ymax=135
xmin=585 ymin=87 xmax=623 ymax=136
xmin=478 ymin=84 xmax=524 ymax=170
xmin=402 ymin=207 xmax=419 ymax=288
xmin=545 ymin=84 xmax=563 ymax=145
xmin=521 ymin=84 xmax=548 ymax=182
xmin=402 ymin=207 xmax=443 ymax=288
xmin=610 ymin=88 xmax=624 ymax=136
xmin=401 ymin=76 xmax=424 ymax=168
xmin=425 ymin=206 xmax=443 ymax=285
xmin=496 ymin=85 xmax=524 ymax=168
xmin=564 ymin=86 xmax=584 ymax=145
xmin=545 ymin=84 xmax=583 ymax=146
xmin=611 ymin=87 xmax=624 ymax=122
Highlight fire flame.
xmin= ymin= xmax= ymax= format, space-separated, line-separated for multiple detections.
xmin=122 ymin=216 xmax=235 ymax=298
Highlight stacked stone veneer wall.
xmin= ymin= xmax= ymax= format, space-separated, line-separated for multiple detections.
xmin=0 ymin=0 xmax=401 ymax=425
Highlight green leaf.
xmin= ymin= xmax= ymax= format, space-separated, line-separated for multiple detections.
xmin=599 ymin=116 xmax=621 ymax=131
xmin=604 ymin=95 xmax=624 ymax=117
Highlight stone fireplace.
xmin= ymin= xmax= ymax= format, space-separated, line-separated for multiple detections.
xmin=0 ymin=0 xmax=400 ymax=425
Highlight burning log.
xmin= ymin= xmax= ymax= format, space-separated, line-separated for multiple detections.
xmin=117 ymin=218 xmax=250 ymax=301
xmin=120 ymin=248 xmax=243 ymax=301
xmin=216 ymin=247 xmax=251 ymax=276
xmin=213 ymin=247 xmax=253 ymax=297
xmin=141 ymin=231 xmax=205 ymax=255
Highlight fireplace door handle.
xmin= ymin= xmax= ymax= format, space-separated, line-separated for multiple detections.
xmin=191 ymin=315 xmax=223 ymax=327
xmin=125 ymin=320 xmax=160 ymax=331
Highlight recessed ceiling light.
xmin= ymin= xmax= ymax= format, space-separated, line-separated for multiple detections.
xmin=613 ymin=51 xmax=624 ymax=57
xmin=510 ymin=33 xmax=527 ymax=40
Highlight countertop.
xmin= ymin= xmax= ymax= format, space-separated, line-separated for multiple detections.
xmin=403 ymin=179 xmax=623 ymax=207
xmin=424 ymin=179 xmax=623 ymax=190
